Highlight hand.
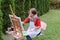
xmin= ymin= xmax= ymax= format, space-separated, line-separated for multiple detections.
xmin=36 ymin=26 xmax=40 ymax=29
xmin=31 ymin=28 xmax=35 ymax=31
xmin=21 ymin=22 xmax=24 ymax=24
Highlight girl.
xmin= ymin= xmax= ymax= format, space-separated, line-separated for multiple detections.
xmin=22 ymin=8 xmax=41 ymax=40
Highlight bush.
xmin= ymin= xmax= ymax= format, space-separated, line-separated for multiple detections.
xmin=50 ymin=1 xmax=60 ymax=9
xmin=0 ymin=0 xmax=3 ymax=39
xmin=1 ymin=0 xmax=11 ymax=34
xmin=0 ymin=10 xmax=3 ymax=40
xmin=15 ymin=0 xmax=50 ymax=20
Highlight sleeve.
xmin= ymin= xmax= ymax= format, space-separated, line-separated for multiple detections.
xmin=23 ymin=17 xmax=30 ymax=23
xmin=36 ymin=18 xmax=41 ymax=28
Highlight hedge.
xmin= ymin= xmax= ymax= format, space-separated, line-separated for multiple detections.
xmin=15 ymin=0 xmax=50 ymax=20
xmin=0 ymin=12 xmax=3 ymax=40
xmin=1 ymin=0 xmax=11 ymax=34
xmin=0 ymin=0 xmax=3 ymax=40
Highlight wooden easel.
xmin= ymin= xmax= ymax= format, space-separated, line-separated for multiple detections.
xmin=9 ymin=4 xmax=26 ymax=40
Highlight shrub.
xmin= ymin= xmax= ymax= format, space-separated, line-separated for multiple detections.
xmin=1 ymin=0 xmax=11 ymax=34
xmin=15 ymin=0 xmax=50 ymax=20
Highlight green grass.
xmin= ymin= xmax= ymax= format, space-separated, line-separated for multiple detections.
xmin=2 ymin=10 xmax=60 ymax=40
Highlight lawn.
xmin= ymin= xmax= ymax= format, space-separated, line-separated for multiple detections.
xmin=2 ymin=10 xmax=60 ymax=40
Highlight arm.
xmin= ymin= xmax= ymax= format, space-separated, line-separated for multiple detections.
xmin=35 ymin=18 xmax=41 ymax=29
xmin=22 ymin=17 xmax=30 ymax=24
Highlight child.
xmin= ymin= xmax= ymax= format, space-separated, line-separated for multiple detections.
xmin=22 ymin=8 xmax=41 ymax=40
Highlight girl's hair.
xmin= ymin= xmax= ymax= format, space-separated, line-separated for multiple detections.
xmin=30 ymin=8 xmax=37 ymax=15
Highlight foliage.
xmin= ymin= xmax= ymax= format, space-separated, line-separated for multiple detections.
xmin=50 ymin=0 xmax=60 ymax=9
xmin=15 ymin=0 xmax=50 ymax=20
xmin=1 ymin=0 xmax=11 ymax=34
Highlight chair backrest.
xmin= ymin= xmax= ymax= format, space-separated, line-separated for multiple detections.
xmin=9 ymin=15 xmax=24 ymax=36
